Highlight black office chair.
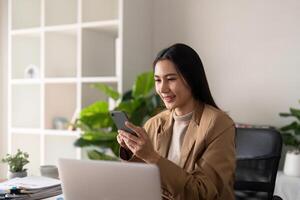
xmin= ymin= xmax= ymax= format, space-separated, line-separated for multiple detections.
xmin=234 ymin=128 xmax=283 ymax=200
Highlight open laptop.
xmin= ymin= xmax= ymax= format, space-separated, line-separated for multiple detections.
xmin=58 ymin=158 xmax=161 ymax=200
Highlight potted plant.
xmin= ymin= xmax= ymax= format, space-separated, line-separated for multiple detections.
xmin=74 ymin=72 xmax=163 ymax=160
xmin=1 ymin=149 xmax=30 ymax=179
xmin=279 ymin=99 xmax=300 ymax=176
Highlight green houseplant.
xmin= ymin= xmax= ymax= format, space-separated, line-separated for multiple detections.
xmin=74 ymin=72 xmax=163 ymax=160
xmin=1 ymin=149 xmax=29 ymax=179
xmin=279 ymin=100 xmax=300 ymax=176
xmin=279 ymin=100 xmax=300 ymax=153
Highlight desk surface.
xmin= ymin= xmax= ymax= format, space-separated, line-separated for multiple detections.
xmin=274 ymin=171 xmax=300 ymax=200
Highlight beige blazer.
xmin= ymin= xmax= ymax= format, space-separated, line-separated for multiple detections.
xmin=121 ymin=103 xmax=236 ymax=200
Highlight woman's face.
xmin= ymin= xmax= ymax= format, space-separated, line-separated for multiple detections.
xmin=154 ymin=60 xmax=195 ymax=115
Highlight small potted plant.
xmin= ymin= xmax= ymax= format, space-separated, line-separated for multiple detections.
xmin=1 ymin=149 xmax=30 ymax=179
xmin=279 ymin=100 xmax=300 ymax=176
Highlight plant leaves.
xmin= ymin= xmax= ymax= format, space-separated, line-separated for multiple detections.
xmin=132 ymin=72 xmax=154 ymax=98
xmin=279 ymin=112 xmax=293 ymax=117
xmin=87 ymin=150 xmax=119 ymax=161
xmin=74 ymin=131 xmax=117 ymax=147
xmin=280 ymin=121 xmax=298 ymax=132
xmin=82 ymin=131 xmax=118 ymax=142
xmin=281 ymin=132 xmax=300 ymax=147
xmin=290 ymin=108 xmax=300 ymax=121
xmin=117 ymin=99 xmax=144 ymax=115
xmin=91 ymin=83 xmax=120 ymax=101
xmin=75 ymin=71 xmax=161 ymax=161
xmin=79 ymin=101 xmax=113 ymax=129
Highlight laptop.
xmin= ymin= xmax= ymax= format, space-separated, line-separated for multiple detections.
xmin=58 ymin=158 xmax=161 ymax=200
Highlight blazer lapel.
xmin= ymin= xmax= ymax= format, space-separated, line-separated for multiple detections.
xmin=156 ymin=112 xmax=173 ymax=158
xmin=178 ymin=103 xmax=205 ymax=168
xmin=178 ymin=121 xmax=197 ymax=168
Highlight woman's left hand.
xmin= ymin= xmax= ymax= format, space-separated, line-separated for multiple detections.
xmin=118 ymin=121 xmax=160 ymax=164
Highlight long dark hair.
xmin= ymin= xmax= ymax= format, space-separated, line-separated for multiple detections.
xmin=153 ymin=43 xmax=219 ymax=109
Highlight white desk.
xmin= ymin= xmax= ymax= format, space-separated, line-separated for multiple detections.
xmin=44 ymin=194 xmax=64 ymax=200
xmin=274 ymin=171 xmax=300 ymax=200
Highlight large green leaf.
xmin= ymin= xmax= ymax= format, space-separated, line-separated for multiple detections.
xmin=91 ymin=83 xmax=120 ymax=101
xmin=290 ymin=108 xmax=300 ymax=121
xmin=132 ymin=72 xmax=154 ymax=98
xmin=74 ymin=131 xmax=117 ymax=148
xmin=117 ymin=99 xmax=144 ymax=115
xmin=281 ymin=132 xmax=300 ymax=147
xmin=82 ymin=131 xmax=118 ymax=141
xmin=87 ymin=150 xmax=119 ymax=161
xmin=279 ymin=112 xmax=293 ymax=117
xmin=80 ymin=101 xmax=109 ymax=117
xmin=79 ymin=101 xmax=112 ymax=129
xmin=280 ymin=121 xmax=298 ymax=132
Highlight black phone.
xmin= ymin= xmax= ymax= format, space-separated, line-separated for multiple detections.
xmin=110 ymin=111 xmax=136 ymax=136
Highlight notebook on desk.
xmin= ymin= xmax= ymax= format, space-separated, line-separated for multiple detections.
xmin=58 ymin=158 xmax=161 ymax=200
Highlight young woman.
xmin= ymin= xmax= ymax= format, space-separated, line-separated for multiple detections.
xmin=117 ymin=43 xmax=236 ymax=200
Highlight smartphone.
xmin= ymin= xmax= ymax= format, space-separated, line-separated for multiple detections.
xmin=110 ymin=111 xmax=136 ymax=136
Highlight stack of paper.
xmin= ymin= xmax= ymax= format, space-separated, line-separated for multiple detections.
xmin=0 ymin=176 xmax=62 ymax=200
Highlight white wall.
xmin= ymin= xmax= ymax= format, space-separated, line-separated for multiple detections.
xmin=153 ymin=0 xmax=300 ymax=127
xmin=122 ymin=0 xmax=153 ymax=91
xmin=0 ymin=0 xmax=8 ymax=178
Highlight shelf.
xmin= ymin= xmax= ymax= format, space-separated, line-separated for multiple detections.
xmin=11 ymin=134 xmax=41 ymax=176
xmin=82 ymin=0 xmax=118 ymax=22
xmin=81 ymin=82 xmax=117 ymax=108
xmin=45 ymin=0 xmax=77 ymax=26
xmin=45 ymin=30 xmax=77 ymax=78
xmin=11 ymin=0 xmax=41 ymax=30
xmin=11 ymin=77 xmax=119 ymax=84
xmin=11 ymin=85 xmax=41 ymax=128
xmin=44 ymin=129 xmax=80 ymax=136
xmin=11 ymin=28 xmax=41 ymax=36
xmin=11 ymin=79 xmax=41 ymax=85
xmin=82 ymin=28 xmax=118 ymax=77
xmin=44 ymin=135 xmax=78 ymax=165
xmin=82 ymin=20 xmax=118 ymax=37
xmin=11 ymin=128 xmax=80 ymax=137
xmin=11 ymin=129 xmax=42 ymax=135
xmin=81 ymin=77 xmax=118 ymax=83
xmin=45 ymin=83 xmax=76 ymax=130
xmin=44 ymin=78 xmax=77 ymax=83
xmin=11 ymin=34 xmax=40 ymax=79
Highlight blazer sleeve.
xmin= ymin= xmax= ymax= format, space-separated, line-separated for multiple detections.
xmin=156 ymin=115 xmax=236 ymax=200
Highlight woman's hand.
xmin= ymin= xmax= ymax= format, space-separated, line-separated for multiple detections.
xmin=116 ymin=131 xmax=129 ymax=150
xmin=117 ymin=122 xmax=160 ymax=164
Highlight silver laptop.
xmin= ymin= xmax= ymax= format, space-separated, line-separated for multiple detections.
xmin=58 ymin=158 xmax=161 ymax=200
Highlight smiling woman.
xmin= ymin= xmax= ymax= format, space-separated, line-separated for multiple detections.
xmin=117 ymin=43 xmax=236 ymax=200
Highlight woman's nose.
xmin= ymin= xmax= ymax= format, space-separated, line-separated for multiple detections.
xmin=160 ymin=81 xmax=169 ymax=93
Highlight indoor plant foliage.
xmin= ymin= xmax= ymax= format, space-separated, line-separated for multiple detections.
xmin=74 ymin=72 xmax=163 ymax=160
xmin=279 ymin=100 xmax=300 ymax=176
xmin=279 ymin=100 xmax=300 ymax=153
xmin=1 ymin=149 xmax=29 ymax=178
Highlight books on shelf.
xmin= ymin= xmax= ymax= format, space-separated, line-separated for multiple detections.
xmin=0 ymin=176 xmax=62 ymax=200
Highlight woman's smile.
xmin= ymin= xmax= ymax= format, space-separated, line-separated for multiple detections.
xmin=162 ymin=95 xmax=176 ymax=103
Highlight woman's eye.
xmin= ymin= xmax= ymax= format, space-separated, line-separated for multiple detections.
xmin=154 ymin=79 xmax=161 ymax=82
xmin=167 ymin=78 xmax=176 ymax=81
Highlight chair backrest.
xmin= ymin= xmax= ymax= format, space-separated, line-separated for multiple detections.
xmin=235 ymin=128 xmax=282 ymax=200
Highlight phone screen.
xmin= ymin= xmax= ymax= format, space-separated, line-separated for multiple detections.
xmin=110 ymin=111 xmax=136 ymax=136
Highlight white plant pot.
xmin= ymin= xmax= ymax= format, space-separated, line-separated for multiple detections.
xmin=8 ymin=171 xmax=27 ymax=179
xmin=283 ymin=152 xmax=300 ymax=177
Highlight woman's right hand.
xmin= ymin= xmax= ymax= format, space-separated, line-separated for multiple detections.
xmin=117 ymin=131 xmax=129 ymax=150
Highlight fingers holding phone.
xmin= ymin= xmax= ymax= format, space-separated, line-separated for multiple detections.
xmin=116 ymin=133 xmax=129 ymax=149
xmin=110 ymin=111 xmax=160 ymax=163
xmin=110 ymin=111 xmax=136 ymax=150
